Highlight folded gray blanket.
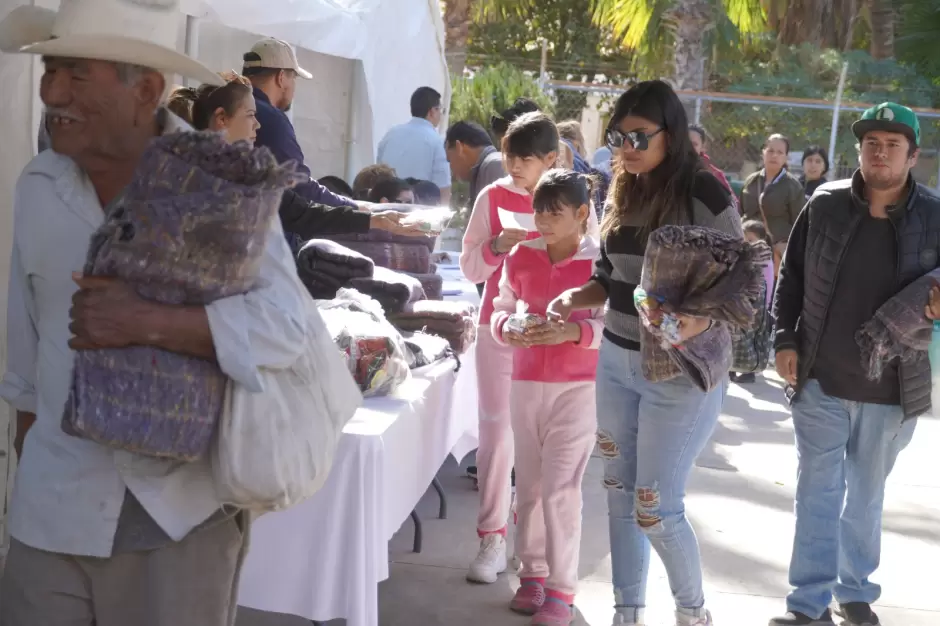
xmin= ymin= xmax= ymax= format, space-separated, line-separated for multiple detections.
xmin=297 ymin=239 xmax=375 ymax=299
xmin=637 ymin=225 xmax=769 ymax=392
xmin=64 ymin=131 xmax=299 ymax=461
xmin=348 ymin=266 xmax=426 ymax=314
xmin=856 ymin=267 xmax=940 ymax=381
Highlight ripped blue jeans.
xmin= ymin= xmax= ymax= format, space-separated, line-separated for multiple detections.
xmin=595 ymin=339 xmax=722 ymax=622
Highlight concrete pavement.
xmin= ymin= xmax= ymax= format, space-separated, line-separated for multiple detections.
xmin=239 ymin=371 xmax=940 ymax=625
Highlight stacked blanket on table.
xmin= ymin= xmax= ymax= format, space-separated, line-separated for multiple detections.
xmin=405 ymin=272 xmax=444 ymax=300
xmin=348 ymin=266 xmax=426 ymax=314
xmin=389 ymin=300 xmax=478 ymax=353
xmin=635 ymin=225 xmax=770 ymax=392
xmin=331 ymin=229 xmax=436 ymax=274
xmin=65 ymin=132 xmax=299 ymax=461
xmin=297 ymin=239 xmax=374 ymax=299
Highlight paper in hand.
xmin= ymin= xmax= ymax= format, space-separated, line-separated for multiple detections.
xmin=498 ymin=207 xmax=536 ymax=232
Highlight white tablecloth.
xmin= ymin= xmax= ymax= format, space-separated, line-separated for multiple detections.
xmin=237 ymin=356 xmax=479 ymax=626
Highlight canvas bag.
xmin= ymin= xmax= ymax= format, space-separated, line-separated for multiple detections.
xmin=211 ymin=285 xmax=363 ymax=513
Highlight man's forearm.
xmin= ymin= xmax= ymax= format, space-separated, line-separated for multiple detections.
xmin=14 ymin=411 xmax=36 ymax=459
xmin=135 ymin=303 xmax=216 ymax=360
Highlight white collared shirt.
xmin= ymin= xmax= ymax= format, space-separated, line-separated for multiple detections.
xmin=0 ymin=120 xmax=307 ymax=557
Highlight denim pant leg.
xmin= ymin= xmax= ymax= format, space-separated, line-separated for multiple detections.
xmin=787 ymin=380 xmax=852 ymax=618
xmin=633 ymin=359 xmax=722 ymax=617
xmin=835 ymin=403 xmax=916 ymax=605
xmin=595 ymin=340 xmax=647 ymax=622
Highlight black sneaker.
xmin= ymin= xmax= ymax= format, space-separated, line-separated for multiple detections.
xmin=836 ymin=603 xmax=879 ymax=626
xmin=768 ymin=609 xmax=835 ymax=626
xmin=735 ymin=372 xmax=757 ymax=383
xmin=465 ymin=465 xmax=478 ymax=480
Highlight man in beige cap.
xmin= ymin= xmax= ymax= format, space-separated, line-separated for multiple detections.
xmin=0 ymin=1 xmax=307 ymax=624
xmin=244 ymin=37 xmax=357 ymax=208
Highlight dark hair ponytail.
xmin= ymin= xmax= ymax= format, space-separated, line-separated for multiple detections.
xmin=171 ymin=73 xmax=253 ymax=131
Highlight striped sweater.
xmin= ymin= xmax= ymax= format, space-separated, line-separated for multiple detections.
xmin=593 ymin=169 xmax=743 ymax=352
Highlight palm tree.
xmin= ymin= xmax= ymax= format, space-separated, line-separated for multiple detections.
xmin=867 ymin=0 xmax=895 ymax=59
xmin=591 ymin=0 xmax=766 ymax=90
xmin=443 ymin=0 xmax=535 ymax=76
xmin=896 ymin=0 xmax=940 ymax=76
xmin=768 ymin=0 xmax=862 ymax=51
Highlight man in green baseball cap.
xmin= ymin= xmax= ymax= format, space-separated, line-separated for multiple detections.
xmin=770 ymin=101 xmax=939 ymax=626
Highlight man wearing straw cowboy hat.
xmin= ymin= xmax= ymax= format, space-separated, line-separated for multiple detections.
xmin=0 ymin=1 xmax=308 ymax=624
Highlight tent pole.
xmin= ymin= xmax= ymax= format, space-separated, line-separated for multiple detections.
xmin=184 ymin=16 xmax=201 ymax=87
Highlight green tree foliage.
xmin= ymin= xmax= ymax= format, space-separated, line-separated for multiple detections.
xmin=450 ymin=63 xmax=555 ymax=135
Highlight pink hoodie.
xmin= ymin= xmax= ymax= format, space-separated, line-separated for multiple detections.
xmin=490 ymin=237 xmax=604 ymax=383
xmin=459 ymin=176 xmax=600 ymax=326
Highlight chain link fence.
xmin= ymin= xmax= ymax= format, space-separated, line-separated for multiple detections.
xmin=545 ymin=81 xmax=940 ymax=190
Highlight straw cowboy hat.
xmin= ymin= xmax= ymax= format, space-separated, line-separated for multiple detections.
xmin=0 ymin=0 xmax=223 ymax=86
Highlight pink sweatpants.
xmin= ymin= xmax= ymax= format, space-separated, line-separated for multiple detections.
xmin=475 ymin=329 xmax=515 ymax=533
xmin=511 ymin=380 xmax=596 ymax=597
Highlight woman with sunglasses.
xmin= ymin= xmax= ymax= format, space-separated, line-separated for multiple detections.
xmin=547 ymin=81 xmax=742 ymax=626
xmin=740 ymin=134 xmax=804 ymax=275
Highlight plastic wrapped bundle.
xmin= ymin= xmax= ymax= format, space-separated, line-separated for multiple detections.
xmin=505 ymin=313 xmax=547 ymax=335
xmin=317 ymin=289 xmax=411 ymax=397
xmin=65 ymin=132 xmax=300 ymax=461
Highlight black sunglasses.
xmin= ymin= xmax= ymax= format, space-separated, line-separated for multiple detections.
xmin=606 ymin=127 xmax=665 ymax=152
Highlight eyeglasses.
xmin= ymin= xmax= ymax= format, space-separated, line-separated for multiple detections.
xmin=606 ymin=127 xmax=664 ymax=152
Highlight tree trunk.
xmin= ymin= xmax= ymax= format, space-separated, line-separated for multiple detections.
xmin=444 ymin=0 xmax=474 ymax=76
xmin=667 ymin=0 xmax=714 ymax=90
xmin=868 ymin=0 xmax=895 ymax=59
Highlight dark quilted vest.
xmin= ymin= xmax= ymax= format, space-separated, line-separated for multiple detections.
xmin=795 ymin=173 xmax=940 ymax=419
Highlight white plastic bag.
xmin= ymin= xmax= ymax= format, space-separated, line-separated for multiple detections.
xmin=211 ymin=295 xmax=363 ymax=513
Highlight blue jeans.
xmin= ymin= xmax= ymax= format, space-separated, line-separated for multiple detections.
xmin=595 ymin=339 xmax=722 ymax=621
xmin=787 ymin=379 xmax=916 ymax=618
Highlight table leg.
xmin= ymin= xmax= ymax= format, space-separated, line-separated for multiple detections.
xmin=410 ymin=509 xmax=423 ymax=553
xmin=431 ymin=477 xmax=447 ymax=519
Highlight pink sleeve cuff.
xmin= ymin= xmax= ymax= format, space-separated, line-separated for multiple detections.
xmin=576 ymin=320 xmax=603 ymax=349
xmin=481 ymin=238 xmax=505 ymax=266
xmin=490 ymin=312 xmax=510 ymax=346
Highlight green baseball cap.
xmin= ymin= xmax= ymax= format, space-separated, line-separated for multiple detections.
xmin=852 ymin=102 xmax=920 ymax=147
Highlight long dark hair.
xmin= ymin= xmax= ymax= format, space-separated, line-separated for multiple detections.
xmin=601 ymin=80 xmax=701 ymax=237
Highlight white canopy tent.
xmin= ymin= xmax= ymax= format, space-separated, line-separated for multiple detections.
xmin=0 ymin=0 xmax=449 ymax=552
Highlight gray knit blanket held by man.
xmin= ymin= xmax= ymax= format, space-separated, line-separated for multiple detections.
xmin=64 ymin=132 xmax=300 ymax=462
xmin=637 ymin=225 xmax=770 ymax=392
xmin=856 ymin=267 xmax=940 ymax=382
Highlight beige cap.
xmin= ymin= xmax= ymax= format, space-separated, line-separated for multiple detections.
xmin=243 ymin=38 xmax=312 ymax=79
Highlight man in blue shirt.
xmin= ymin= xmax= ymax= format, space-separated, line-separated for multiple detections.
xmin=242 ymin=38 xmax=356 ymax=209
xmin=377 ymin=86 xmax=452 ymax=204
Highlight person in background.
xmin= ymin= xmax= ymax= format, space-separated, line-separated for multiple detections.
xmin=769 ymin=102 xmax=935 ymax=626
xmin=446 ymin=121 xmax=507 ymax=298
xmin=729 ymin=220 xmax=776 ymax=385
xmin=800 ymin=145 xmax=829 ymax=200
xmin=490 ymin=170 xmax=603 ymax=625
xmin=548 ymin=80 xmax=741 ymax=626
xmin=740 ymin=133 xmax=804 ymax=275
xmin=377 ymin=86 xmax=452 ymax=204
xmin=405 ymin=178 xmax=443 ymax=205
xmin=460 ymin=112 xmax=600 ymax=588
xmin=491 ymin=97 xmax=541 ymax=144
xmin=318 ymin=175 xmax=355 ymax=199
xmin=368 ymin=177 xmax=415 ymax=204
xmin=353 ymin=164 xmax=398 ymax=200
xmin=0 ymin=3 xmax=304 ymax=623
xmin=242 ymin=38 xmax=358 ymax=209
xmin=689 ymin=124 xmax=733 ymax=195
xmin=556 ymin=120 xmax=592 ymax=174
xmin=592 ymin=146 xmax=614 ymax=178
xmin=169 ymin=77 xmax=417 ymax=241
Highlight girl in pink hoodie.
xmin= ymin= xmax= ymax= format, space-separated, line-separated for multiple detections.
xmin=460 ymin=114 xmax=600 ymax=586
xmin=491 ymin=170 xmax=603 ymax=625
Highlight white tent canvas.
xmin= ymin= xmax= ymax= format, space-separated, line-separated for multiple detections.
xmin=0 ymin=0 xmax=448 ymax=555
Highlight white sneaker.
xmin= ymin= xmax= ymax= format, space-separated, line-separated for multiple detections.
xmin=466 ymin=533 xmax=507 ymax=583
xmin=676 ymin=609 xmax=713 ymax=626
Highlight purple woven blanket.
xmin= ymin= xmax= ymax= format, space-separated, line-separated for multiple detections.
xmin=64 ymin=132 xmax=300 ymax=462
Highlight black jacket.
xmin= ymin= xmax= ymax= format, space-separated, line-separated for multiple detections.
xmin=279 ymin=188 xmax=371 ymax=240
xmin=773 ymin=171 xmax=940 ymax=419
